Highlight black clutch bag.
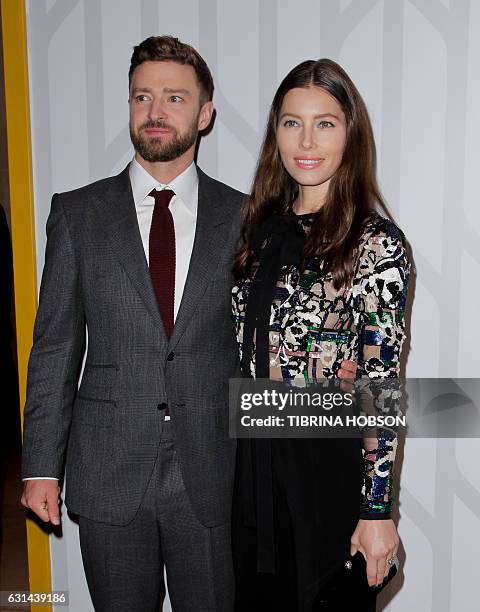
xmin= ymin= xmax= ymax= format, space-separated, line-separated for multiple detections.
xmin=313 ymin=552 xmax=398 ymax=611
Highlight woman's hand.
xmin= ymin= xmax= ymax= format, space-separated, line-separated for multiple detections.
xmin=350 ymin=519 xmax=399 ymax=587
xmin=338 ymin=359 xmax=357 ymax=393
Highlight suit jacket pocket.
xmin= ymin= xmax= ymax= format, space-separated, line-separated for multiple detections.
xmin=74 ymin=395 xmax=114 ymax=427
xmin=78 ymin=363 xmax=118 ymax=403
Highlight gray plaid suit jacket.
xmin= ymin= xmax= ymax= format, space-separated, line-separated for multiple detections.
xmin=21 ymin=165 xmax=244 ymax=527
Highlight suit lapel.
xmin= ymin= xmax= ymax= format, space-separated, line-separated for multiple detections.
xmin=92 ymin=166 xmax=167 ymax=335
xmin=168 ymin=167 xmax=231 ymax=351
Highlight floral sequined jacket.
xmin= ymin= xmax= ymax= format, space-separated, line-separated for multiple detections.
xmin=232 ymin=212 xmax=410 ymax=518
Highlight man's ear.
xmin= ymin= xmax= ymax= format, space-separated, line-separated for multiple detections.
xmin=198 ymin=100 xmax=214 ymax=131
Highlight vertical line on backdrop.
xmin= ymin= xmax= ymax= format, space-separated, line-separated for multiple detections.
xmin=83 ymin=0 xmax=130 ymax=178
xmin=258 ymin=0 xmax=278 ymax=132
xmin=380 ymin=0 xmax=404 ymax=217
xmin=140 ymin=0 xmax=160 ymax=38
xmin=200 ymin=0 xmax=260 ymax=177
xmin=380 ymin=0 xmax=414 ymax=380
xmin=83 ymin=0 xmax=105 ymax=179
xmin=437 ymin=2 xmax=470 ymax=380
xmin=407 ymin=0 xmax=471 ymax=381
xmin=432 ymin=8 xmax=471 ymax=602
xmin=28 ymin=0 xmax=82 ymax=269
xmin=0 ymin=1 xmax=52 ymax=610
xmin=199 ymin=0 xmax=218 ymax=174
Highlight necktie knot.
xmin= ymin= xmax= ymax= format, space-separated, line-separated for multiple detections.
xmin=149 ymin=188 xmax=175 ymax=208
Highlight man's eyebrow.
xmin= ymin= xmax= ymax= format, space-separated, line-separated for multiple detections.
xmin=279 ymin=112 xmax=342 ymax=121
xmin=163 ymin=87 xmax=191 ymax=95
xmin=130 ymin=87 xmax=192 ymax=96
xmin=130 ymin=87 xmax=153 ymax=95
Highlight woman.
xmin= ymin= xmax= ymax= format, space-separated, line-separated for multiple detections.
xmin=231 ymin=59 xmax=410 ymax=611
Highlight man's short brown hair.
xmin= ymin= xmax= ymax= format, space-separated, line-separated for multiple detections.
xmin=129 ymin=35 xmax=214 ymax=104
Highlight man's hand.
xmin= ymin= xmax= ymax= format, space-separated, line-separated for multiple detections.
xmin=21 ymin=480 xmax=61 ymax=525
xmin=350 ymin=519 xmax=399 ymax=586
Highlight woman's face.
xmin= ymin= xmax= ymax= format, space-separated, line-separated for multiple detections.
xmin=276 ymin=86 xmax=347 ymax=194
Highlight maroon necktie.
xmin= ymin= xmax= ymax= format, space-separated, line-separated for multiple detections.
xmin=148 ymin=188 xmax=175 ymax=337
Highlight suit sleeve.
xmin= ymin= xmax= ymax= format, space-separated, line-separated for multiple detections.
xmin=353 ymin=223 xmax=410 ymax=519
xmin=21 ymin=194 xmax=86 ymax=479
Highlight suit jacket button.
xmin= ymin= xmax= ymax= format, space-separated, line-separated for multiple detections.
xmin=167 ymin=352 xmax=175 ymax=361
xmin=157 ymin=402 xmax=167 ymax=411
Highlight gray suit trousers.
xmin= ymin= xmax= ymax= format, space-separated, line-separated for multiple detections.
xmin=78 ymin=423 xmax=234 ymax=612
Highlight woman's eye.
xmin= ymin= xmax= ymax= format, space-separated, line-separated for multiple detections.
xmin=284 ymin=119 xmax=299 ymax=127
xmin=318 ymin=120 xmax=334 ymax=128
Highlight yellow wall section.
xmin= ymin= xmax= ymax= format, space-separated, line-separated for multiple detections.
xmin=1 ymin=1 xmax=52 ymax=609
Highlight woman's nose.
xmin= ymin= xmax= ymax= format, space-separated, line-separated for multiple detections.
xmin=300 ymin=128 xmax=314 ymax=150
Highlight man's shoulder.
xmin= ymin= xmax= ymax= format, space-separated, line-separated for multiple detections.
xmin=56 ymin=167 xmax=129 ymax=206
xmin=196 ymin=166 xmax=246 ymax=205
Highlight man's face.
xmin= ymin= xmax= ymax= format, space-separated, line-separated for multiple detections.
xmin=129 ymin=60 xmax=213 ymax=163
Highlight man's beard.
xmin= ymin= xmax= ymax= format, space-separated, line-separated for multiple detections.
xmin=130 ymin=119 xmax=199 ymax=162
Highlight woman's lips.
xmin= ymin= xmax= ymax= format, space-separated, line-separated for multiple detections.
xmin=294 ymin=157 xmax=324 ymax=169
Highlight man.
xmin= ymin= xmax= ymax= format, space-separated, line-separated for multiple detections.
xmin=21 ymin=36 xmax=357 ymax=611
xmin=21 ymin=36 xmax=243 ymax=611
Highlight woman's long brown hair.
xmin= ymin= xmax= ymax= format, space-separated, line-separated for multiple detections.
xmin=233 ymin=58 xmax=389 ymax=289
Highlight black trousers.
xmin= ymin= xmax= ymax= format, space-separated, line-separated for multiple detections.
xmin=232 ymin=439 xmax=376 ymax=612
xmin=233 ymin=459 xmax=298 ymax=611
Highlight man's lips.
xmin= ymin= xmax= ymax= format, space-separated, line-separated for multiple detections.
xmin=294 ymin=157 xmax=324 ymax=169
xmin=144 ymin=127 xmax=172 ymax=136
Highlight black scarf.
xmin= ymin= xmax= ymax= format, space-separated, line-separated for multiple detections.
xmin=241 ymin=214 xmax=307 ymax=378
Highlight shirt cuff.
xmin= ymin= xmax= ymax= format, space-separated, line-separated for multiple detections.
xmin=23 ymin=477 xmax=59 ymax=481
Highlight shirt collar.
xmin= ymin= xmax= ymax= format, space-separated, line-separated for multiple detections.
xmin=129 ymin=157 xmax=198 ymax=214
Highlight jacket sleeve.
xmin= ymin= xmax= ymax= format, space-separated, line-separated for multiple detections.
xmin=352 ymin=221 xmax=410 ymax=519
xmin=21 ymin=194 xmax=86 ymax=479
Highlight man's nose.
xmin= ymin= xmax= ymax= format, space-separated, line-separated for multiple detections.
xmin=148 ymin=98 xmax=167 ymax=122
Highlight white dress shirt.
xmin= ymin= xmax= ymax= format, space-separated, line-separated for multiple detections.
xmin=25 ymin=159 xmax=198 ymax=480
xmin=129 ymin=157 xmax=198 ymax=319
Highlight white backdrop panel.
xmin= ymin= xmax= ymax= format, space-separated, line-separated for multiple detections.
xmin=25 ymin=1 xmax=480 ymax=610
